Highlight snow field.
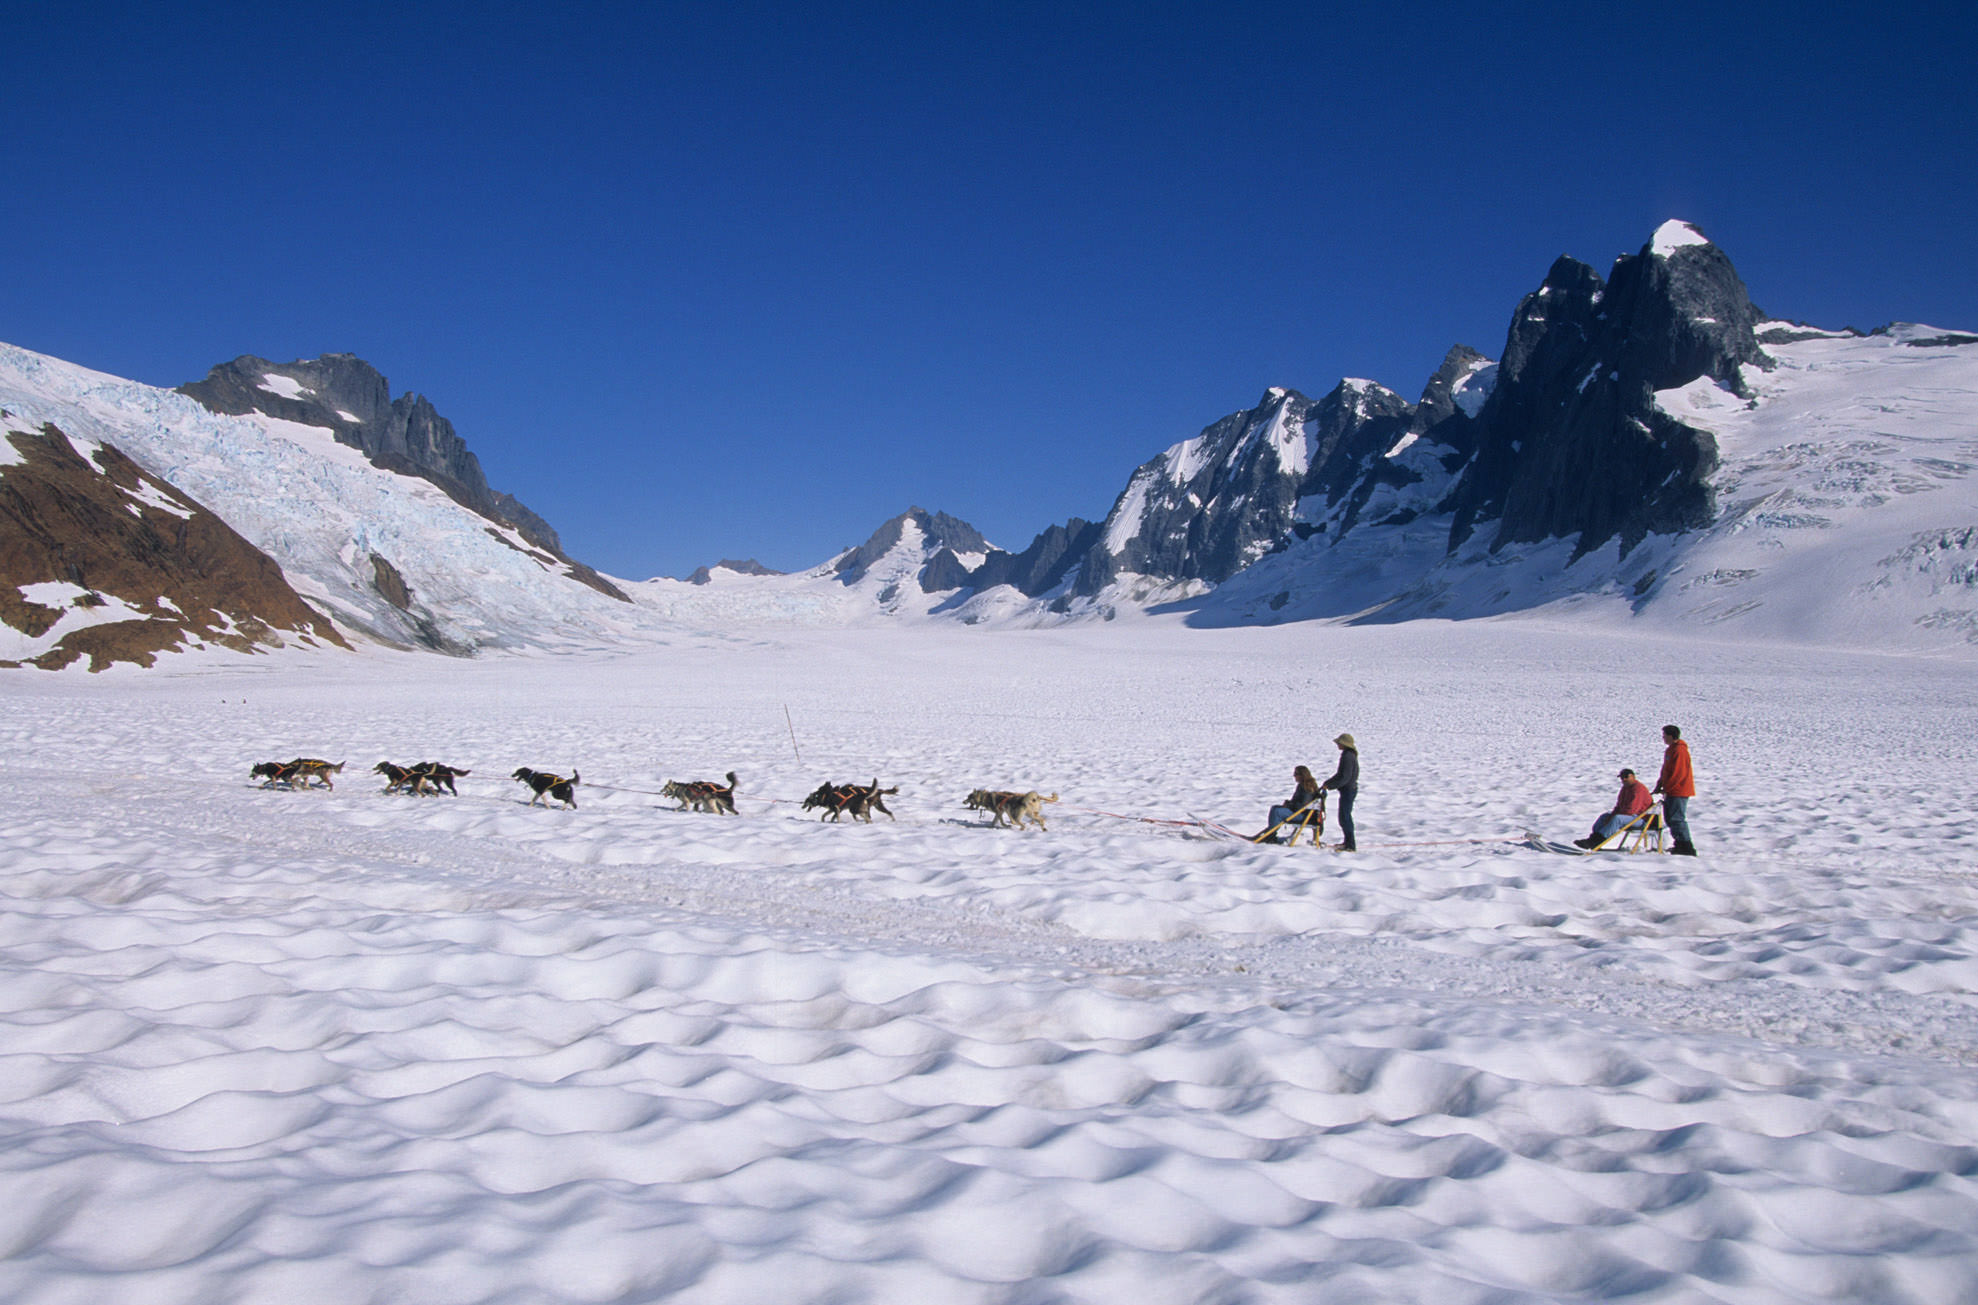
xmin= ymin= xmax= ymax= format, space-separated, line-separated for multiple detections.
xmin=2 ymin=621 xmax=1976 ymax=1302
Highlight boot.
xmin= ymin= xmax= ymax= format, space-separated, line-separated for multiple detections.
xmin=1573 ymin=837 xmax=1599 ymax=850
xmin=1671 ymin=839 xmax=1697 ymax=856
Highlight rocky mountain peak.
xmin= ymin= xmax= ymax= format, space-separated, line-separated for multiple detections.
xmin=1411 ymin=346 xmax=1495 ymax=454
xmin=1611 ymin=222 xmax=1773 ymax=394
xmin=1498 ymin=256 xmax=1607 ymax=388
xmin=180 ymin=354 xmax=625 ymax=602
xmin=835 ymin=507 xmax=992 ymax=586
xmin=1441 ymin=221 xmax=1765 ymax=557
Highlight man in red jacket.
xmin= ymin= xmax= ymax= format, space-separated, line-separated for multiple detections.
xmin=1654 ymin=724 xmax=1697 ymax=856
xmin=1574 ymin=767 xmax=1654 ymax=849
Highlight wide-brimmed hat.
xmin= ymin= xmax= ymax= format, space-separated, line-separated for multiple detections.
xmin=1334 ymin=733 xmax=1356 ymax=749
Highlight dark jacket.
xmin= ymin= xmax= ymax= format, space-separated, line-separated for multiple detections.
xmin=1284 ymin=776 xmax=1321 ymax=810
xmin=1323 ymin=748 xmax=1359 ymax=794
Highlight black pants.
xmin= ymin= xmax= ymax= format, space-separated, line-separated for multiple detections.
xmin=1335 ymin=787 xmax=1356 ymax=849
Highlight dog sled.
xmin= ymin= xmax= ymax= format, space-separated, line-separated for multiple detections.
xmin=1528 ymin=803 xmax=1667 ymax=856
xmin=1250 ymin=791 xmax=1328 ymax=847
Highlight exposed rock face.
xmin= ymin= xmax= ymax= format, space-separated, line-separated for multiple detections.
xmin=1076 ymin=387 xmax=1321 ymax=596
xmin=369 ymin=553 xmax=413 ymax=610
xmin=832 ymin=508 xmax=991 ymax=591
xmin=1411 ymin=344 xmax=1494 ymax=443
xmin=687 ymin=558 xmax=785 ymax=585
xmin=1029 ymin=221 xmax=1770 ymax=598
xmin=0 ymin=422 xmax=347 ymax=670
xmin=1068 ymin=375 xmax=1451 ymax=597
xmin=966 ymin=518 xmax=1103 ymax=597
xmin=1443 ymin=223 xmax=1768 ymax=556
xmin=1294 ymin=379 xmax=1418 ymax=535
xmin=179 ymin=354 xmax=627 ymax=601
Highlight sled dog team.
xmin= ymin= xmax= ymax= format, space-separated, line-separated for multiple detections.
xmin=247 ymin=761 xmax=1023 ymax=829
xmin=249 ymin=724 xmax=1699 ymax=852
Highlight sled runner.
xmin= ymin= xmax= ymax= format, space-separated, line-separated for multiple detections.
xmin=1597 ymin=804 xmax=1666 ymax=854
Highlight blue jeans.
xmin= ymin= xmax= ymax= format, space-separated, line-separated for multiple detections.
xmin=1266 ymin=805 xmax=1321 ymax=842
xmin=1591 ymin=811 xmax=1634 ymax=842
xmin=1334 ymin=788 xmax=1356 ymax=849
xmin=1663 ymin=796 xmax=1691 ymax=845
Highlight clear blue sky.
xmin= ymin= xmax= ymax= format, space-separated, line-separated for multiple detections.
xmin=6 ymin=1 xmax=1974 ymax=578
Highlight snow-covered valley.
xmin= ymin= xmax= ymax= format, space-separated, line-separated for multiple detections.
xmin=3 ymin=622 xmax=1975 ymax=1302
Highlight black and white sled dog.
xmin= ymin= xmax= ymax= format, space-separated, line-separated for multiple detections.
xmin=512 ymin=767 xmax=580 ymax=808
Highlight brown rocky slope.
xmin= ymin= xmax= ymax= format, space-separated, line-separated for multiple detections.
xmin=1 ymin=421 xmax=348 ymax=670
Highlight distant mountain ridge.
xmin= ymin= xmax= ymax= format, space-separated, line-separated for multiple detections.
xmin=706 ymin=222 xmax=1978 ymax=650
xmin=811 ymin=221 xmax=1774 ymax=617
xmin=1009 ymin=219 xmax=1767 ymax=601
xmin=6 ymin=220 xmax=1977 ymax=668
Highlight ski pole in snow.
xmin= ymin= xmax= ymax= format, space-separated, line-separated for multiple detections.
xmin=784 ymin=705 xmax=802 ymax=764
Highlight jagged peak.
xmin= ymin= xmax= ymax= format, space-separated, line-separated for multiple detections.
xmin=1414 ymin=346 xmax=1497 ymax=432
xmin=1536 ymin=254 xmax=1606 ymax=297
xmin=1319 ymin=377 xmax=1409 ymax=424
xmin=835 ymin=506 xmax=992 ymax=583
xmin=1336 ymin=377 xmax=1403 ymax=404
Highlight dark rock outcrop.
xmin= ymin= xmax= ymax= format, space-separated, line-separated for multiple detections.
xmin=1444 ymin=223 xmax=1767 ymax=556
xmin=1075 ymin=387 xmax=1321 ymax=596
xmin=179 ymin=354 xmax=626 ymax=601
xmin=687 ymin=558 xmax=785 ymax=585
xmin=966 ymin=518 xmax=1103 ymax=597
xmin=1294 ymin=380 xmax=1418 ymax=535
xmin=832 ymin=508 xmax=991 ymax=590
xmin=369 ymin=553 xmax=413 ymax=610
xmin=1034 ymin=221 xmax=1769 ymax=600
xmin=1 ymin=422 xmax=347 ymax=670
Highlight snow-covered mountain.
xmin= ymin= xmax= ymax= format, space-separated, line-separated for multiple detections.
xmin=0 ymin=414 xmax=347 ymax=670
xmin=1033 ymin=220 xmax=1757 ymax=607
xmin=5 ymin=220 xmax=1975 ymax=668
xmin=734 ymin=222 xmax=1978 ymax=654
xmin=1184 ymin=316 xmax=1977 ymax=642
xmin=0 ymin=345 xmax=671 ymax=663
xmin=178 ymin=353 xmax=626 ymax=602
xmin=629 ymin=508 xmax=1012 ymax=626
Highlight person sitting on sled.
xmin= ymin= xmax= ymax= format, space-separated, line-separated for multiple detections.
xmin=1255 ymin=765 xmax=1321 ymax=843
xmin=1574 ymin=767 xmax=1654 ymax=849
